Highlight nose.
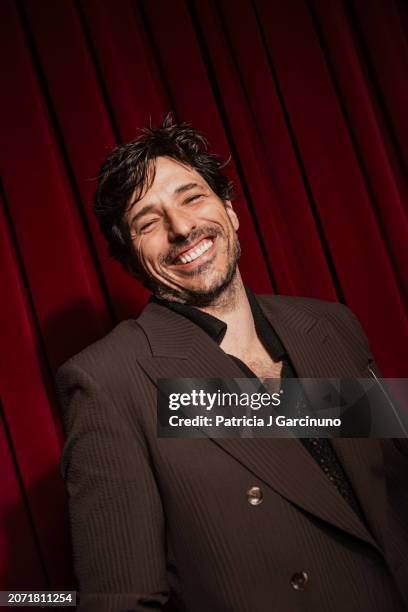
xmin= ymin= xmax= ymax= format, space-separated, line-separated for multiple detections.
xmin=165 ymin=208 xmax=197 ymax=242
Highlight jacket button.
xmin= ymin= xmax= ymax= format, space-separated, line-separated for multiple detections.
xmin=247 ymin=486 xmax=263 ymax=505
xmin=291 ymin=571 xmax=309 ymax=591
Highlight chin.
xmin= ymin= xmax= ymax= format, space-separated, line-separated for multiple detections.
xmin=147 ymin=237 xmax=241 ymax=305
xmin=158 ymin=269 xmax=236 ymax=306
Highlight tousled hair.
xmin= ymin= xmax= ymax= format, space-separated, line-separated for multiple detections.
xmin=93 ymin=114 xmax=234 ymax=276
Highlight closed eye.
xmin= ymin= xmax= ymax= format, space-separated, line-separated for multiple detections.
xmin=140 ymin=219 xmax=158 ymax=232
xmin=184 ymin=194 xmax=204 ymax=204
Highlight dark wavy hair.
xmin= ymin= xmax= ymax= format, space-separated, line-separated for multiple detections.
xmin=93 ymin=114 xmax=234 ymax=276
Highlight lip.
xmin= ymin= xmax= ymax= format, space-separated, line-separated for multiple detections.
xmin=171 ymin=236 xmax=215 ymax=265
xmin=170 ymin=236 xmax=216 ymax=269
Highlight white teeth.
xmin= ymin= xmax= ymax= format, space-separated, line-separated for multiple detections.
xmin=178 ymin=239 xmax=212 ymax=264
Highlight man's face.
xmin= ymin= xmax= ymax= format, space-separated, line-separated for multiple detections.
xmin=125 ymin=156 xmax=241 ymax=304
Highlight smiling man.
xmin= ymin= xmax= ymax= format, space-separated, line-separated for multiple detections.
xmin=56 ymin=116 xmax=408 ymax=612
xmin=125 ymin=155 xmax=241 ymax=306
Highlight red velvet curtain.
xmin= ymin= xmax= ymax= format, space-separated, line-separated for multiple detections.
xmin=1 ymin=0 xmax=407 ymax=591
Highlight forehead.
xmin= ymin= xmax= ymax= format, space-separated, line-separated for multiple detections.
xmin=133 ymin=156 xmax=208 ymax=205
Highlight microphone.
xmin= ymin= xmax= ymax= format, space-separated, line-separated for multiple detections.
xmin=367 ymin=362 xmax=408 ymax=437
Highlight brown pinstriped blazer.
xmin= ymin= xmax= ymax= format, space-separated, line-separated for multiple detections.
xmin=56 ymin=295 xmax=408 ymax=612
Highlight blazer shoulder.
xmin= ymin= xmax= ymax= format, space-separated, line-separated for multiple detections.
xmin=257 ymin=293 xmax=353 ymax=317
xmin=257 ymin=294 xmax=371 ymax=351
xmin=57 ymin=318 xmax=151 ymax=382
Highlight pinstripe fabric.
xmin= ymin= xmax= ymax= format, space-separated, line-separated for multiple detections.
xmin=56 ymin=296 xmax=408 ymax=611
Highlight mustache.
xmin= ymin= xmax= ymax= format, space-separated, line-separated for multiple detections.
xmin=162 ymin=226 xmax=223 ymax=265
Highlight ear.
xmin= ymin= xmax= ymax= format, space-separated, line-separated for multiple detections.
xmin=224 ymin=200 xmax=239 ymax=231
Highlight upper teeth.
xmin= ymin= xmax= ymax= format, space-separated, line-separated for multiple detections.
xmin=178 ymin=239 xmax=213 ymax=264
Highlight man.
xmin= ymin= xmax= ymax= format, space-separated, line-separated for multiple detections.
xmin=56 ymin=116 xmax=408 ymax=611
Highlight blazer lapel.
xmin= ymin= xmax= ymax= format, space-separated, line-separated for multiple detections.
xmin=256 ymin=295 xmax=387 ymax=551
xmin=136 ymin=299 xmax=383 ymax=552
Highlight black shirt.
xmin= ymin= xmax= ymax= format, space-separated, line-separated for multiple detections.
xmin=151 ymin=288 xmax=366 ymax=520
xmin=153 ymin=287 xmax=291 ymax=378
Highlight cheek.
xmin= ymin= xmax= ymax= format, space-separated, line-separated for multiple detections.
xmin=135 ymin=235 xmax=164 ymax=272
xmin=197 ymin=207 xmax=232 ymax=237
xmin=134 ymin=236 xmax=150 ymax=273
xmin=134 ymin=237 xmax=145 ymax=265
xmin=225 ymin=208 xmax=239 ymax=231
xmin=201 ymin=201 xmax=226 ymax=219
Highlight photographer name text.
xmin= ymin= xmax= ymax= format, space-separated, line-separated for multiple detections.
xmin=167 ymin=414 xmax=342 ymax=428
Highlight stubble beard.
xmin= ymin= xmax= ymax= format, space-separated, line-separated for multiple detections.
xmin=141 ymin=228 xmax=242 ymax=307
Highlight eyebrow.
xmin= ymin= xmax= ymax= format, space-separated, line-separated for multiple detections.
xmin=173 ymin=182 xmax=201 ymax=195
xmin=129 ymin=182 xmax=202 ymax=228
xmin=129 ymin=204 xmax=157 ymax=229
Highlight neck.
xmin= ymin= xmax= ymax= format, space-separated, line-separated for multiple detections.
xmin=198 ymin=270 xmax=258 ymax=353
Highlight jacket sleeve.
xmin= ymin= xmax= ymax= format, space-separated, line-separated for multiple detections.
xmin=56 ymin=361 xmax=170 ymax=612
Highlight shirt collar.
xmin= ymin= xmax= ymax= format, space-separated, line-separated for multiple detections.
xmin=150 ymin=286 xmax=286 ymax=361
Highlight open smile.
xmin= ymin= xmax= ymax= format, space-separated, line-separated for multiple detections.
xmin=171 ymin=236 xmax=216 ymax=268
